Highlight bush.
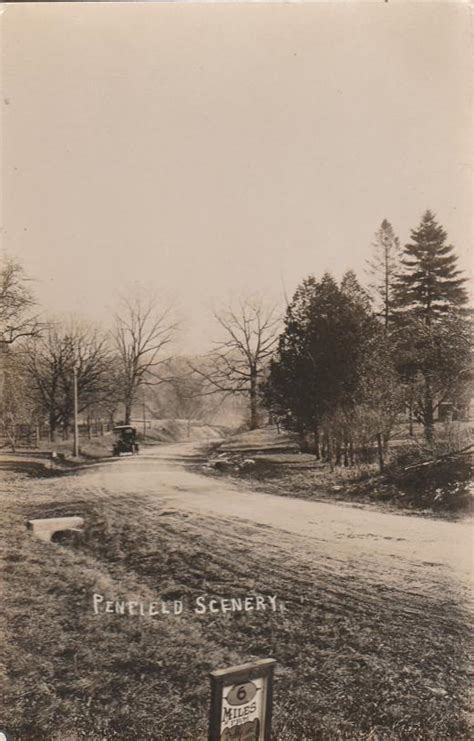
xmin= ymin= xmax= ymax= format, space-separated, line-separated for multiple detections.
xmin=387 ymin=448 xmax=472 ymax=512
xmin=430 ymin=422 xmax=472 ymax=459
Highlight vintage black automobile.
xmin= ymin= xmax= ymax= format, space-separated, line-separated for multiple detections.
xmin=112 ymin=425 xmax=139 ymax=456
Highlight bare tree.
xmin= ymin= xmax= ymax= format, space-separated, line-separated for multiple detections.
xmin=0 ymin=349 xmax=35 ymax=452
xmin=113 ymin=292 xmax=179 ymax=424
xmin=169 ymin=374 xmax=206 ymax=437
xmin=23 ymin=320 xmax=112 ymax=441
xmin=149 ymin=356 xmax=234 ymax=428
xmin=0 ymin=256 xmax=42 ymax=345
xmin=195 ymin=296 xmax=281 ymax=430
xmin=366 ymin=220 xmax=401 ymax=331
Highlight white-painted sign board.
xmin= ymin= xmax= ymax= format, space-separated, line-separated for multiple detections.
xmin=209 ymin=659 xmax=276 ymax=741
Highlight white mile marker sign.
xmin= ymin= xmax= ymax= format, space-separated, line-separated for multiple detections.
xmin=209 ymin=658 xmax=276 ymax=741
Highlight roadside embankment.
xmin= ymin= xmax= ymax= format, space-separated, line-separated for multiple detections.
xmin=197 ymin=427 xmax=473 ymax=518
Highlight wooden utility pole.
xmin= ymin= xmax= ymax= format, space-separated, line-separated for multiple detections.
xmin=73 ymin=365 xmax=79 ymax=457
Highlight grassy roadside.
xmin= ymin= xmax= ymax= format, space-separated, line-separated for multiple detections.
xmin=198 ymin=456 xmax=472 ymax=520
xmin=0 ymin=436 xmax=114 ymax=481
xmin=196 ymin=425 xmax=473 ymax=518
xmin=1 ymin=470 xmax=472 ymax=740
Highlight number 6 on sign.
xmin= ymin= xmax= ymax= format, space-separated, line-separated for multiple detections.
xmin=227 ymin=681 xmax=258 ymax=706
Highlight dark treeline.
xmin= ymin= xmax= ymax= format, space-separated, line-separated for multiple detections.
xmin=263 ymin=211 xmax=471 ymax=469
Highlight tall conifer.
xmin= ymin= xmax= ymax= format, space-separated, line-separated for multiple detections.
xmin=393 ymin=211 xmax=469 ymax=441
xmin=394 ymin=210 xmax=467 ymax=322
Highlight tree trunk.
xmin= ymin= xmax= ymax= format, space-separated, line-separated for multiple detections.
xmin=314 ymin=426 xmax=320 ymax=459
xmin=384 ymin=247 xmax=390 ymax=331
xmin=376 ymin=433 xmax=384 ymax=472
xmin=343 ymin=438 xmax=349 ymax=467
xmin=327 ymin=433 xmax=334 ymax=472
xmin=49 ymin=415 xmax=57 ymax=442
xmin=424 ymin=378 xmax=434 ymax=443
xmin=249 ymin=369 xmax=258 ymax=430
xmin=124 ymin=399 xmax=132 ymax=426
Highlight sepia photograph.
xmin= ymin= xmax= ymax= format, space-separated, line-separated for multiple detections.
xmin=0 ymin=2 xmax=472 ymax=739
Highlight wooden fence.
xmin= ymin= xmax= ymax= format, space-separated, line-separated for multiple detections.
xmin=0 ymin=421 xmax=114 ymax=449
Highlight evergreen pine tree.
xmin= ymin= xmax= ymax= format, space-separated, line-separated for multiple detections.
xmin=263 ymin=272 xmax=372 ymax=457
xmin=393 ymin=211 xmax=469 ymax=441
xmin=341 ymin=269 xmax=372 ymax=316
xmin=394 ymin=210 xmax=467 ymax=322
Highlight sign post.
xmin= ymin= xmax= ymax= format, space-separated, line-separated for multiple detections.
xmin=209 ymin=658 xmax=276 ymax=741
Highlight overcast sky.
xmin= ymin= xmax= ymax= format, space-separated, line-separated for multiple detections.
xmin=2 ymin=2 xmax=471 ymax=352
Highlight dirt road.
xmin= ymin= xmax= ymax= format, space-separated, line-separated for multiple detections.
xmin=75 ymin=442 xmax=472 ymax=597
